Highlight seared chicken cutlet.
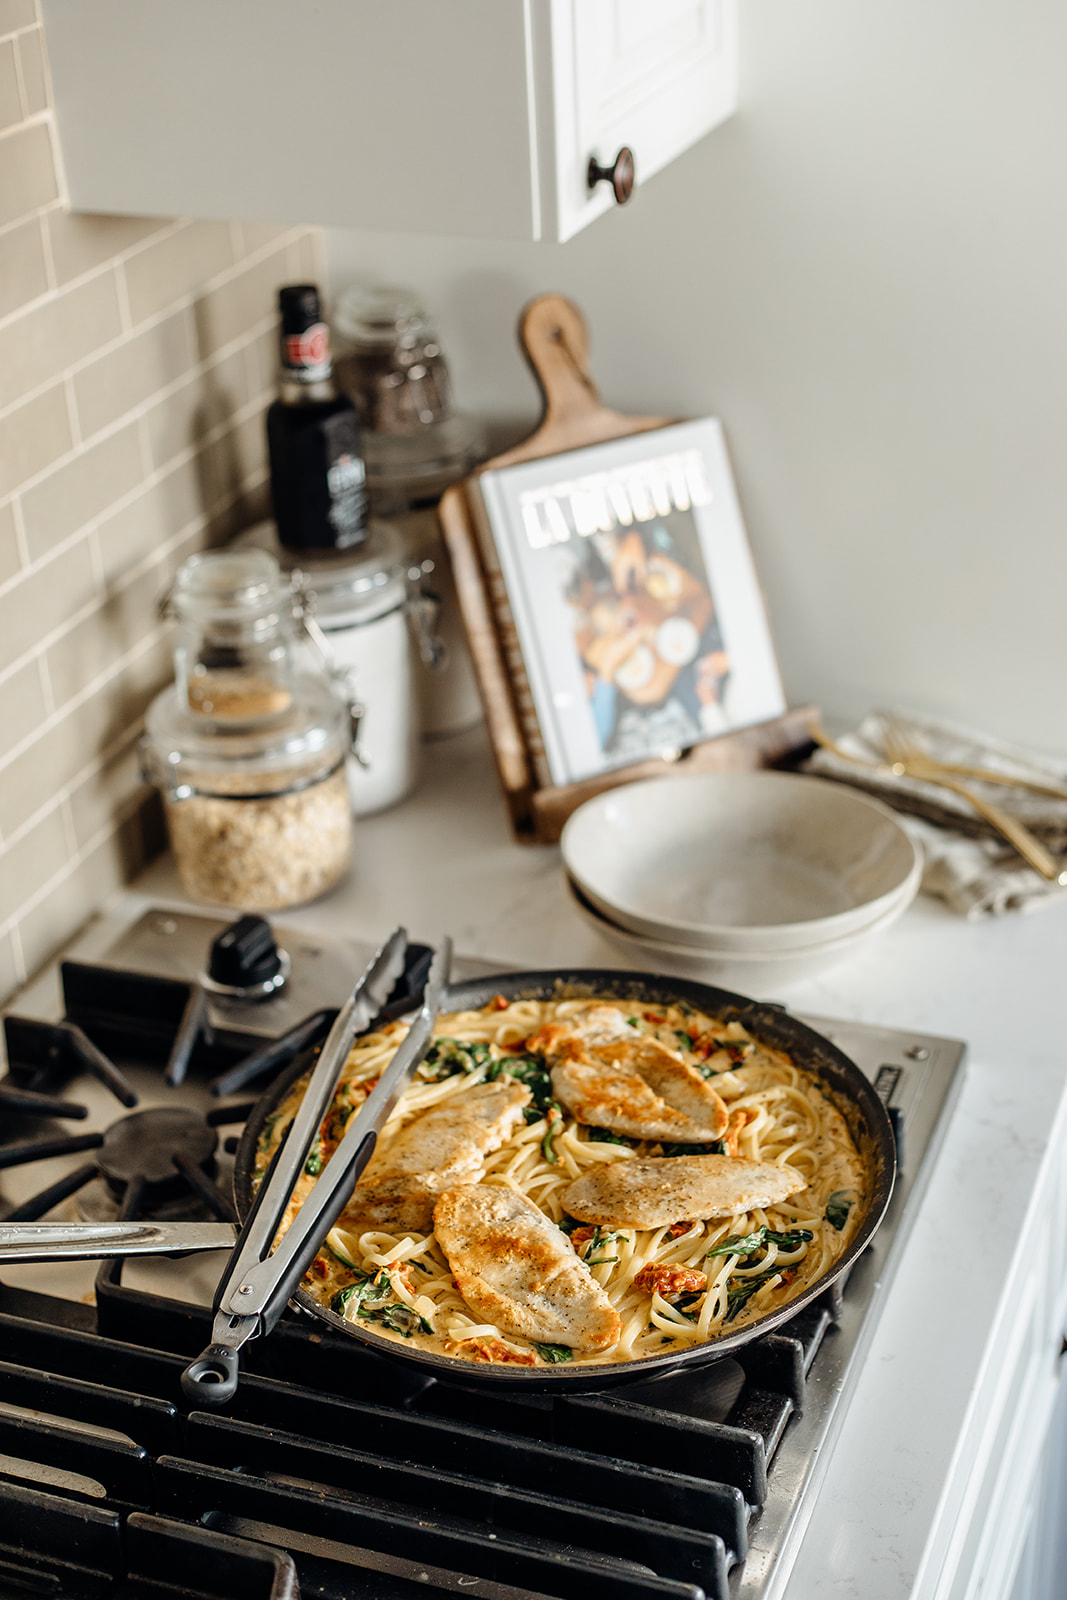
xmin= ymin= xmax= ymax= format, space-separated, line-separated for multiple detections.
xmin=561 ymin=1153 xmax=807 ymax=1230
xmin=527 ymin=1004 xmax=728 ymax=1142
xmin=343 ymin=1081 xmax=530 ymax=1233
xmin=433 ymin=1185 xmax=621 ymax=1352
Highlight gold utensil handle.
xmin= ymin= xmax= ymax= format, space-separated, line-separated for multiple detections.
xmin=900 ymin=756 xmax=1067 ymax=803
xmin=808 ymin=716 xmax=1067 ymax=885
xmin=939 ymin=778 xmax=1066 ymax=883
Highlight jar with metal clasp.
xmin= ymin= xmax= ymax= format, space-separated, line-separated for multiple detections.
xmin=238 ymin=520 xmax=442 ymax=816
xmin=331 ymin=282 xmax=485 ymax=738
xmin=141 ymin=548 xmax=353 ymax=911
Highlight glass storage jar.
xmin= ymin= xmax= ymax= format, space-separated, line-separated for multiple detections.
xmin=142 ymin=549 xmax=353 ymax=911
xmin=331 ymin=283 xmax=485 ymax=738
xmin=239 ymin=521 xmax=433 ymax=817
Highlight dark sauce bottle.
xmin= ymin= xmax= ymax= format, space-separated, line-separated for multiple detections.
xmin=267 ymin=284 xmax=369 ymax=553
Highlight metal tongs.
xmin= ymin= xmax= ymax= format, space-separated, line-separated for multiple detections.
xmin=181 ymin=930 xmax=452 ymax=1405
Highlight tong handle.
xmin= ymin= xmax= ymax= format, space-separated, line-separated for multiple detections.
xmin=223 ymin=1127 xmax=380 ymax=1321
xmin=180 ymin=1127 xmax=378 ymax=1407
xmin=212 ymin=929 xmax=408 ymax=1310
xmin=181 ymin=1342 xmax=242 ymax=1404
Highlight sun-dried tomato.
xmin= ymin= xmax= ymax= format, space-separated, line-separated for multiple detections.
xmin=634 ymin=1264 xmax=708 ymax=1301
xmin=445 ymin=1337 xmax=537 ymax=1366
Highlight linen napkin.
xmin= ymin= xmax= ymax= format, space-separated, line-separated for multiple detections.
xmin=802 ymin=710 xmax=1067 ymax=920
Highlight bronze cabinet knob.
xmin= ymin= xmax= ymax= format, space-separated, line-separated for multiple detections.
xmin=587 ymin=147 xmax=636 ymax=206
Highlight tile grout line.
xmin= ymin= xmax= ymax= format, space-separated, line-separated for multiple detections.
xmin=0 ymin=351 xmax=276 ymax=578
xmin=10 ymin=22 xmax=27 ymax=119
xmin=0 ymin=301 xmax=278 ymax=434
xmin=0 ymin=782 xmax=154 ymax=949
xmin=0 ymin=217 xmax=312 ymax=341
xmin=0 ymin=624 xmax=171 ymax=851
xmin=0 ymin=443 xmax=268 ymax=706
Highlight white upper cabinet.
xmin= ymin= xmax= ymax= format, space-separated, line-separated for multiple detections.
xmin=41 ymin=0 xmax=736 ymax=243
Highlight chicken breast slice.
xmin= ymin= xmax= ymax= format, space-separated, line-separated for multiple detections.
xmin=433 ymin=1185 xmax=621 ymax=1353
xmin=527 ymin=1004 xmax=728 ymax=1142
xmin=342 ymin=1081 xmax=530 ymax=1233
xmin=560 ymin=1154 xmax=808 ymax=1229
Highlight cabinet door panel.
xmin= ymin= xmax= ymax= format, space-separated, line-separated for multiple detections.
xmin=43 ymin=0 xmax=538 ymax=239
xmin=551 ymin=0 xmax=736 ymax=241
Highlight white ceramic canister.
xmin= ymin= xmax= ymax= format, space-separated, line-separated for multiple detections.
xmin=237 ymin=522 xmax=424 ymax=818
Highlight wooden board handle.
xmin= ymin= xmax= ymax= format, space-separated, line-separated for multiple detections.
xmin=519 ymin=294 xmax=602 ymax=432
xmin=488 ymin=294 xmax=667 ymax=469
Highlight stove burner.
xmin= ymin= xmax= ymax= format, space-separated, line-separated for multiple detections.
xmin=98 ymin=1108 xmax=218 ymax=1201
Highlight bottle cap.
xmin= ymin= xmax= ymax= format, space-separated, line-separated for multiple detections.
xmin=278 ymin=283 xmax=332 ymax=383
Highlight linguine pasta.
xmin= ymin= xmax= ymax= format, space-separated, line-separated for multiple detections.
xmin=257 ymin=994 xmax=867 ymax=1369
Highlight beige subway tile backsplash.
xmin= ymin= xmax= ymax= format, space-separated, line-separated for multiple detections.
xmin=72 ymin=307 xmax=196 ymax=441
xmin=0 ymin=39 xmax=20 ymax=129
xmin=67 ymin=734 xmax=145 ymax=851
xmin=0 ymin=500 xmax=21 ymax=585
xmin=194 ymin=244 xmax=300 ymax=357
xmin=17 ymin=811 xmax=146 ymax=987
xmin=46 ymin=561 xmax=169 ymax=707
xmin=0 ymin=269 xmax=124 ymax=412
xmin=48 ymin=210 xmax=172 ymax=287
xmin=17 ymin=27 xmax=47 ymax=117
xmin=0 ymin=671 xmax=130 ymax=839
xmin=0 ymin=536 xmax=97 ymax=675
xmin=0 ymin=14 xmax=322 ymax=996
xmin=0 ymin=927 xmax=20 ymax=1001
xmin=140 ymin=342 xmax=253 ymax=476
xmin=1 ymin=382 xmax=74 ymax=496
xmin=0 ymin=216 xmax=48 ymax=319
xmin=95 ymin=457 xmax=203 ymax=585
xmin=0 ymin=120 xmax=58 ymax=226
xmin=124 ymin=221 xmax=236 ymax=327
xmin=20 ymin=420 xmax=144 ymax=562
xmin=0 ymin=804 xmax=71 ymax=926
xmin=0 ymin=0 xmax=37 ymax=37
xmin=246 ymin=324 xmax=280 ymax=399
xmin=234 ymin=222 xmax=294 ymax=256
xmin=0 ymin=658 xmax=50 ymax=757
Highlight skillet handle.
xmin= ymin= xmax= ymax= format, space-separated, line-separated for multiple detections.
xmin=181 ymin=1343 xmax=241 ymax=1405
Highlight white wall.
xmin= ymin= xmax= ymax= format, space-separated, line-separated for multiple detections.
xmin=326 ymin=0 xmax=1067 ymax=756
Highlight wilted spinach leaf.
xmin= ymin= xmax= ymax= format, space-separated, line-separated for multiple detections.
xmin=825 ymin=1190 xmax=856 ymax=1232
xmin=706 ymin=1226 xmax=813 ymax=1261
xmin=533 ymin=1342 xmax=573 ymax=1364
xmin=421 ymin=1038 xmax=492 ymax=1080
xmin=586 ymin=1126 xmax=636 ymax=1147
xmin=487 ymin=1054 xmax=553 ymax=1113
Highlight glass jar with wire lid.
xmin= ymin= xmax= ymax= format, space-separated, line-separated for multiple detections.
xmin=141 ymin=548 xmax=354 ymax=911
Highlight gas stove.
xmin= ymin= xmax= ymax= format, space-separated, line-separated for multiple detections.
xmin=0 ymin=907 xmax=967 ymax=1600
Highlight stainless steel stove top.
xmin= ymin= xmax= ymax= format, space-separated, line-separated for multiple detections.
xmin=0 ymin=906 xmax=968 ymax=1600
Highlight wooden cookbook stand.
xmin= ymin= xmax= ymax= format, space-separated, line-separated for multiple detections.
xmin=437 ymin=293 xmax=815 ymax=844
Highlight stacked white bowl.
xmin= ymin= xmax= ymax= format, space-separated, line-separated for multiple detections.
xmin=560 ymin=771 xmax=922 ymax=990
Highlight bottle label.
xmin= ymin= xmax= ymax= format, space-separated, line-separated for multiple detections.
xmin=283 ymin=322 xmax=332 ymax=382
xmin=327 ymin=449 xmax=368 ymax=547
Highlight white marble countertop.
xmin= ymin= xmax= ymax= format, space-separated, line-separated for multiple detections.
xmin=125 ymin=722 xmax=1067 ymax=1599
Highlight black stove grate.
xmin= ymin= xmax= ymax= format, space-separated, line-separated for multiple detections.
xmin=0 ymin=1265 xmax=843 ymax=1600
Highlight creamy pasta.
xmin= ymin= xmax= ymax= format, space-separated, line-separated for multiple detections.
xmin=256 ymin=994 xmax=868 ymax=1369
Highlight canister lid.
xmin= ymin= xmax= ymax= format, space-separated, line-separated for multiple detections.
xmin=362 ymin=414 xmax=483 ymax=505
xmin=143 ymin=672 xmax=347 ymax=795
xmin=238 ymin=520 xmax=408 ymax=625
xmin=171 ymin=548 xmax=292 ymax=630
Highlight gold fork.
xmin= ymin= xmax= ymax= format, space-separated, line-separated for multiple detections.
xmin=879 ymin=715 xmax=1067 ymax=885
xmin=806 ymin=716 xmax=1067 ymax=884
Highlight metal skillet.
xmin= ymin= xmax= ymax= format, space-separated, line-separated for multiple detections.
xmin=232 ymin=967 xmax=897 ymax=1393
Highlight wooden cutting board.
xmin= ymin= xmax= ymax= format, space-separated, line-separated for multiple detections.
xmin=437 ymin=292 xmax=815 ymax=843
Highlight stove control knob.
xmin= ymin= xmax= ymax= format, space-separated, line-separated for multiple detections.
xmin=207 ymin=914 xmax=287 ymax=998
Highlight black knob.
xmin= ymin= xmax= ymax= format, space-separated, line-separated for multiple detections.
xmin=209 ymin=914 xmax=283 ymax=992
xmin=587 ymin=147 xmax=636 ymax=206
